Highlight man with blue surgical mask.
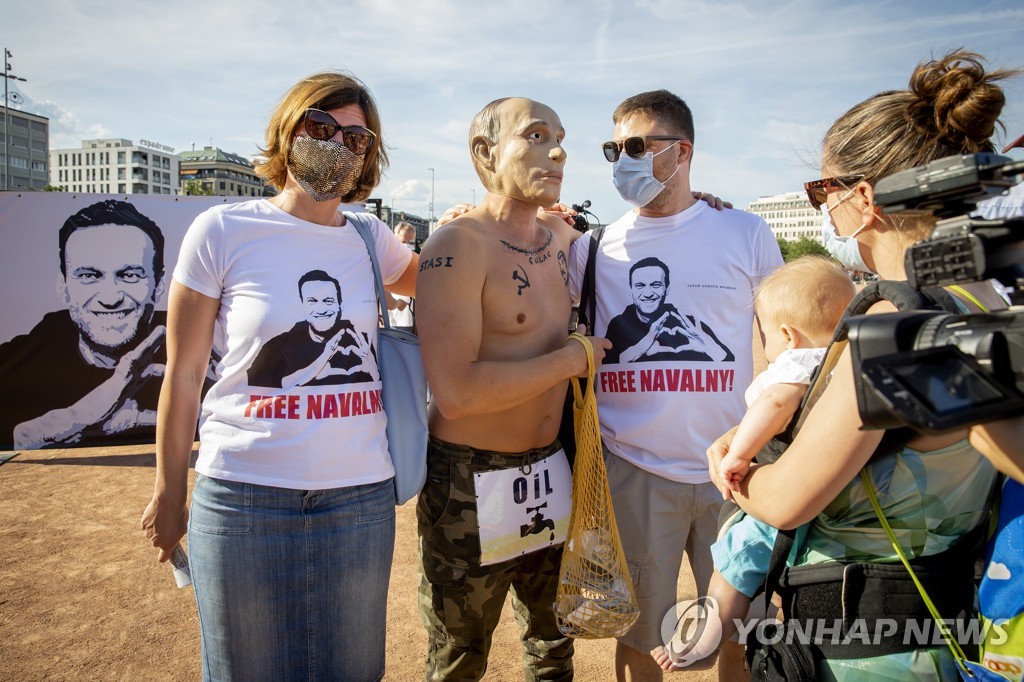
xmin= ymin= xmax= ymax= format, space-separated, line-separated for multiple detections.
xmin=568 ymin=89 xmax=783 ymax=681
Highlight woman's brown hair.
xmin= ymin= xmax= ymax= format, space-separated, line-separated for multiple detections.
xmin=255 ymin=71 xmax=389 ymax=202
xmin=822 ymin=50 xmax=1017 ymax=238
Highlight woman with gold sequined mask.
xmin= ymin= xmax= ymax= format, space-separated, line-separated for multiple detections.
xmin=262 ymin=71 xmax=392 ymax=217
xmin=143 ymin=71 xmax=417 ymax=681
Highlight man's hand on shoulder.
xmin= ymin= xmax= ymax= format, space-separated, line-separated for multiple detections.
xmin=436 ymin=202 xmax=475 ymax=228
xmin=537 ymin=208 xmax=582 ymax=247
xmin=692 ymin=191 xmax=732 ymax=211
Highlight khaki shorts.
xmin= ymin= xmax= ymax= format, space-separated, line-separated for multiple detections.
xmin=604 ymin=446 xmax=722 ymax=654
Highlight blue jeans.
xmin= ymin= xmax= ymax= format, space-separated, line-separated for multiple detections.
xmin=188 ymin=474 xmax=396 ymax=682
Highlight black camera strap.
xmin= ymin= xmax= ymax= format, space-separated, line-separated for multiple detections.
xmin=560 ymin=227 xmax=606 ymax=465
xmin=576 ymin=226 xmax=606 ymax=332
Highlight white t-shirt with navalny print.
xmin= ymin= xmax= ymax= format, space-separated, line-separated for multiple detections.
xmin=569 ymin=201 xmax=783 ymax=483
xmin=174 ymin=200 xmax=413 ymax=490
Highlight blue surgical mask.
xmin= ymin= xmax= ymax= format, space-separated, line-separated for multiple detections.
xmin=612 ymin=143 xmax=680 ymax=208
xmin=821 ymin=202 xmax=871 ymax=273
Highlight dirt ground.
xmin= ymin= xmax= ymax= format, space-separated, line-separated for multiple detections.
xmin=0 ymin=444 xmax=718 ymax=681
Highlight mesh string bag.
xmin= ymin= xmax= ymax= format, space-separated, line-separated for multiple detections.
xmin=554 ymin=333 xmax=640 ymax=639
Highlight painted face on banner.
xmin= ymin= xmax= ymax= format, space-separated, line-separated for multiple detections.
xmin=301 ymin=279 xmax=342 ymax=335
xmin=631 ymin=265 xmax=668 ymax=317
xmin=62 ymin=223 xmax=160 ymax=352
xmin=490 ymin=98 xmax=567 ymax=207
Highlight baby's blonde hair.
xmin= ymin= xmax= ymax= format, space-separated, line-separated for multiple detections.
xmin=755 ymin=256 xmax=856 ymax=346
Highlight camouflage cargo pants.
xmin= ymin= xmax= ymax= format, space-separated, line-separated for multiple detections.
xmin=417 ymin=436 xmax=574 ymax=681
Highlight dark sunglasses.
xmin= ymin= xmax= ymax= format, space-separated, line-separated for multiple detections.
xmin=804 ymin=175 xmax=863 ymax=211
xmin=602 ymin=136 xmax=682 ymax=162
xmin=302 ymin=108 xmax=376 ymax=155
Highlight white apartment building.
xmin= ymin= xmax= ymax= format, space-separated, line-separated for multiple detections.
xmin=747 ymin=191 xmax=822 ymax=243
xmin=49 ymin=138 xmax=180 ymax=195
xmin=178 ymin=146 xmax=266 ymax=197
xmin=1 ymin=105 xmax=50 ymax=190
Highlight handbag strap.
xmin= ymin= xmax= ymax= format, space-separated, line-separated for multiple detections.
xmin=345 ymin=212 xmax=392 ymax=330
xmin=858 ymin=468 xmax=973 ymax=672
xmin=578 ymin=227 xmax=606 ymax=330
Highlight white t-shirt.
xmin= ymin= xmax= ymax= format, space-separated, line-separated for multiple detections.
xmin=173 ymin=200 xmax=413 ymax=489
xmin=388 ymin=295 xmax=414 ymax=328
xmin=569 ymin=201 xmax=783 ymax=483
xmin=743 ymin=347 xmax=825 ymax=408
xmin=972 ymin=180 xmax=1024 ymax=220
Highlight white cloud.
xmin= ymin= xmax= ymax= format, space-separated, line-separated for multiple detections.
xmin=986 ymin=562 xmax=1012 ymax=581
xmin=390 ymin=179 xmax=429 ymax=201
xmin=18 ymin=96 xmax=110 ymax=150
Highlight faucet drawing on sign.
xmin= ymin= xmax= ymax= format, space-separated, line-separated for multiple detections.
xmin=520 ymin=502 xmax=556 ymax=540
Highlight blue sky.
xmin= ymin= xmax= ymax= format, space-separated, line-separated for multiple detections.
xmin=7 ymin=0 xmax=1024 ymax=221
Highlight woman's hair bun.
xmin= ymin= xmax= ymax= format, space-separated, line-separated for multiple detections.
xmin=906 ymin=49 xmax=1012 ymax=152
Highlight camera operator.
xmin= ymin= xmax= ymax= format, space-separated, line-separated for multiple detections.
xmin=706 ymin=50 xmax=1018 ymax=676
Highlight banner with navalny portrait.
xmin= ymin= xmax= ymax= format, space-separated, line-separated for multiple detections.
xmin=0 ymin=193 xmax=243 ymax=451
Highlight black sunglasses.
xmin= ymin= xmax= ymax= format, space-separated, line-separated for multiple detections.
xmin=804 ymin=175 xmax=863 ymax=211
xmin=602 ymin=136 xmax=682 ymax=162
xmin=302 ymin=108 xmax=376 ymax=156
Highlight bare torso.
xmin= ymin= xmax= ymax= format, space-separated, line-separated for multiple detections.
xmin=419 ymin=211 xmax=577 ymax=452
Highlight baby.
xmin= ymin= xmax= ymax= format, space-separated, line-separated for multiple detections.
xmin=652 ymin=255 xmax=856 ymax=671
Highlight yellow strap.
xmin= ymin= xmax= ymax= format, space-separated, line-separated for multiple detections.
xmin=567 ymin=332 xmax=594 ymax=406
xmin=947 ymin=284 xmax=988 ymax=313
xmin=858 ymin=469 xmax=972 ymax=671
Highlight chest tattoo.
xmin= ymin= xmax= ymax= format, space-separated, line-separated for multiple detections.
xmin=501 ymin=229 xmax=553 ymax=258
xmin=512 ymin=265 xmax=531 ymax=296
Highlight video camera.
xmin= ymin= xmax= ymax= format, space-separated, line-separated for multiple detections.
xmin=571 ymin=200 xmax=600 ymax=233
xmin=846 ymin=153 xmax=1024 ymax=433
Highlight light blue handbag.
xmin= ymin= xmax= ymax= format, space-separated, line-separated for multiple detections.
xmin=347 ymin=213 xmax=428 ymax=505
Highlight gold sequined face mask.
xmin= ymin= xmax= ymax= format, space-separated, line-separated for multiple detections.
xmin=288 ymin=136 xmax=365 ymax=202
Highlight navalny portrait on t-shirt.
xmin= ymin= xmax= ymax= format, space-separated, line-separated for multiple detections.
xmin=246 ymin=269 xmax=377 ymax=389
xmin=604 ymin=256 xmax=733 ymax=364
